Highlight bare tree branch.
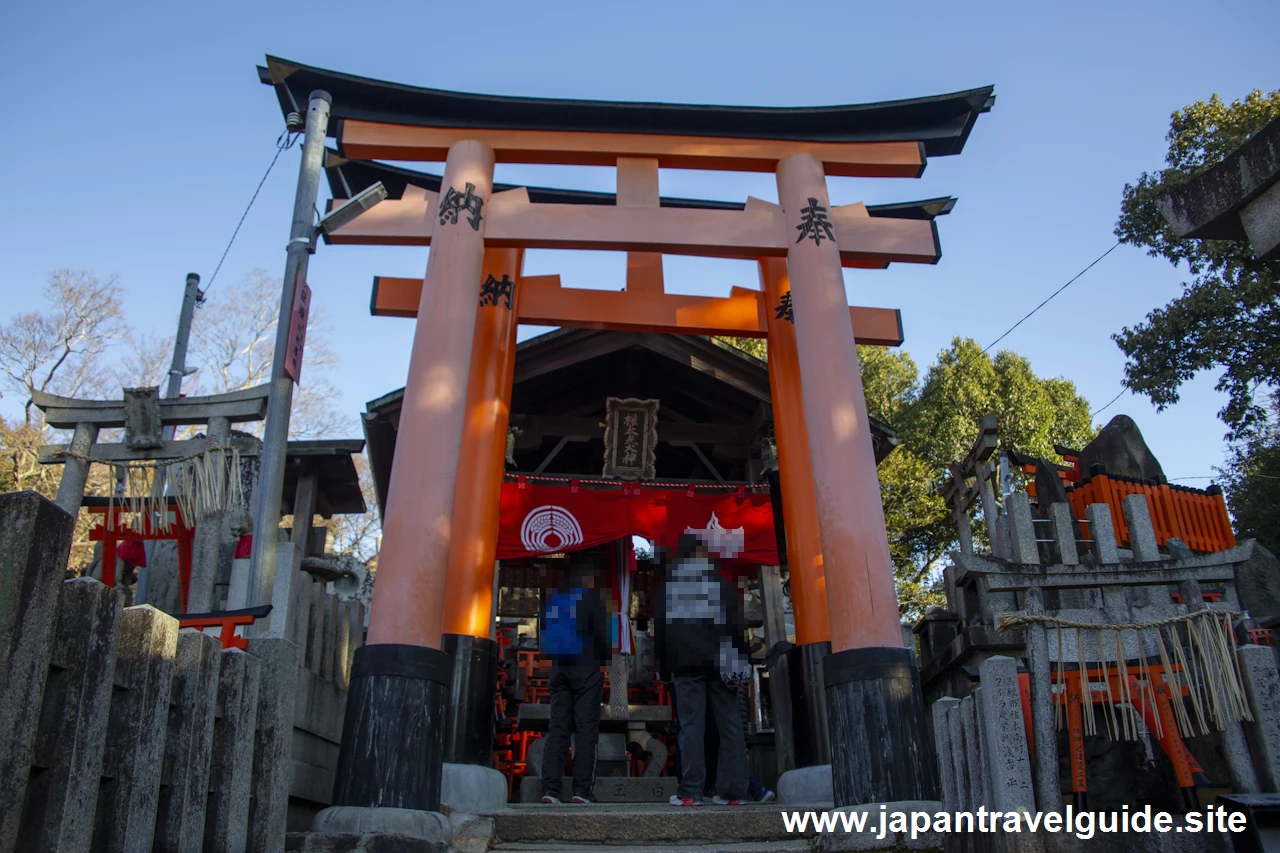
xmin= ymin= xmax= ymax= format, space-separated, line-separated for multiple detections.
xmin=0 ymin=269 xmax=128 ymax=424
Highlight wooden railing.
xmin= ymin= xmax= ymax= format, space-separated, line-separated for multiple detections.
xmin=1022 ymin=464 xmax=1235 ymax=554
xmin=1065 ymin=474 xmax=1235 ymax=554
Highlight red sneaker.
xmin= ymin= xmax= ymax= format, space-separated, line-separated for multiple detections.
xmin=669 ymin=795 xmax=703 ymax=806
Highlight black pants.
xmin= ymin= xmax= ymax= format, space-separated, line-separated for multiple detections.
xmin=673 ymin=673 xmax=748 ymax=799
xmin=541 ymin=667 xmax=603 ymax=797
xmin=703 ymin=691 xmax=766 ymax=800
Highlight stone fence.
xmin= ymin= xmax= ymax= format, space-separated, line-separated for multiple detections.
xmin=280 ymin=565 xmax=365 ymax=829
xmin=924 ymin=490 xmax=1280 ymax=852
xmin=0 ymin=490 xmax=362 ymax=852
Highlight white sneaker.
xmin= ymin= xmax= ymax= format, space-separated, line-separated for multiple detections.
xmin=669 ymin=794 xmax=703 ymax=806
xmin=758 ymin=789 xmax=777 ymax=803
xmin=541 ymin=794 xmax=562 ymax=804
xmin=711 ymin=795 xmax=744 ymax=806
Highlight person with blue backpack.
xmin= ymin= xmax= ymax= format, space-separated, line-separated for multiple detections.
xmin=539 ymin=553 xmax=611 ymax=804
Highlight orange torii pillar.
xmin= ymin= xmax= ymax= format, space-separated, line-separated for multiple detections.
xmin=333 ymin=140 xmax=495 ymax=813
xmin=440 ymin=247 xmax=524 ymax=769
xmin=760 ymin=257 xmax=834 ymax=769
xmin=776 ymin=154 xmax=937 ymax=806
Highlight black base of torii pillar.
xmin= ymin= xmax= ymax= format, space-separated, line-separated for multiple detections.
xmin=441 ymin=634 xmax=500 ymax=766
xmin=332 ymin=644 xmax=453 ymax=810
xmin=824 ymin=647 xmax=938 ymax=805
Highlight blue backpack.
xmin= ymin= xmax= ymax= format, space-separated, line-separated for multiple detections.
xmin=542 ymin=588 xmax=587 ymax=657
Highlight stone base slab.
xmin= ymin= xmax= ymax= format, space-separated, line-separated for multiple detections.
xmin=286 ymin=832 xmax=447 ymax=852
xmin=311 ymin=806 xmax=452 ymax=842
xmin=777 ymin=764 xmax=834 ymax=806
xmin=518 ymin=775 xmax=676 ymax=803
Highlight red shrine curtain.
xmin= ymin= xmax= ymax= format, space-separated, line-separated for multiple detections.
xmin=496 ymin=479 xmax=779 ymax=565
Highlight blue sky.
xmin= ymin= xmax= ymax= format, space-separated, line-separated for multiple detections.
xmin=2 ymin=0 xmax=1276 ymax=485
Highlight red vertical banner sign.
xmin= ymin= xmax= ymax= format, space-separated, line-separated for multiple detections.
xmin=283 ymin=271 xmax=311 ymax=384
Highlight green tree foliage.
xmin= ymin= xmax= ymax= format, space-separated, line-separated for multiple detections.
xmin=887 ymin=338 xmax=1095 ymax=619
xmin=714 ymin=336 xmax=767 ymax=360
xmin=1218 ymin=426 xmax=1280 ymax=557
xmin=718 ymin=336 xmax=1095 ymax=620
xmin=1114 ymin=90 xmax=1280 ymax=439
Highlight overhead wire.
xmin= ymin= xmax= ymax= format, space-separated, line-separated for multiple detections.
xmin=199 ymin=128 xmax=300 ymax=302
xmin=888 ymin=241 xmax=1122 ymax=435
xmin=1091 ymin=386 xmax=1129 ymax=418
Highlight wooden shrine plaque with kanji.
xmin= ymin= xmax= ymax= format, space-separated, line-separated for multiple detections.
xmin=603 ymin=397 xmax=658 ymax=481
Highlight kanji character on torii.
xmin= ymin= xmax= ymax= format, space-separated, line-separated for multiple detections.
xmin=259 ymin=56 xmax=992 ymax=818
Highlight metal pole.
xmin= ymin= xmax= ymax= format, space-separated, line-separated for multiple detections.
xmin=246 ymin=90 xmax=331 ymax=629
xmin=135 ymin=271 xmax=202 ymax=605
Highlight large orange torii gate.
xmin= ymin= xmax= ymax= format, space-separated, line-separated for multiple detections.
xmin=260 ymin=56 xmax=993 ymax=818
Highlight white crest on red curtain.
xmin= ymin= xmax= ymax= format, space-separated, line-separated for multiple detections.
xmin=519 ymin=505 xmax=584 ymax=552
xmin=684 ymin=511 xmax=745 ymax=558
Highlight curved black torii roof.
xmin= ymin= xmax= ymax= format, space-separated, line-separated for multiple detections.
xmin=322 ymin=151 xmax=957 ymax=222
xmin=258 ymin=56 xmax=994 ymax=158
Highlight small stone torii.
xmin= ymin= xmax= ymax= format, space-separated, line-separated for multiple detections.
xmin=33 ymin=383 xmax=268 ymax=614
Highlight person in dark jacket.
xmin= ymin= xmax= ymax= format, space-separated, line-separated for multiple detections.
xmin=539 ymin=553 xmax=611 ymax=804
xmin=655 ymin=535 xmax=751 ymax=806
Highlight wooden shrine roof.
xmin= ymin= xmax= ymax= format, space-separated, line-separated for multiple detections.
xmin=282 ymin=439 xmax=367 ymax=518
xmin=361 ymin=329 xmax=897 ymax=519
xmin=258 ymin=56 xmax=993 ymax=158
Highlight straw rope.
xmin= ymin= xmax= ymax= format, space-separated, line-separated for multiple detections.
xmin=999 ymin=608 xmax=1250 ymax=739
xmin=58 ymin=446 xmax=246 ymax=535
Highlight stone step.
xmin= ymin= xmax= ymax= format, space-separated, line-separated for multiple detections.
xmin=490 ymin=803 xmax=815 ymax=847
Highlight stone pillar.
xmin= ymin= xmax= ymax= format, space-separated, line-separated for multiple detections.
xmin=1048 ymin=502 xmax=1079 ymax=565
xmin=188 ymin=416 xmax=231 ymax=613
xmin=1179 ymin=579 xmax=1260 ymax=794
xmin=333 ymin=139 xmax=492 ymax=814
xmin=440 ymin=247 xmax=522 ymax=769
xmin=54 ymin=421 xmax=99 ymax=515
xmin=19 ymin=578 xmax=123 ymax=852
xmin=958 ymin=691 xmax=986 ymax=807
xmin=93 ymin=605 xmax=180 ymax=852
xmin=246 ymin=636 xmax=300 ymax=852
xmin=204 ymin=648 xmax=262 ymax=853
xmin=1238 ymin=644 xmax=1280 ymax=792
xmin=977 ymin=656 xmax=1035 ymax=813
xmin=0 ymin=492 xmax=76 ymax=853
xmin=1022 ymin=586 xmax=1062 ymax=812
xmin=760 ymin=563 xmax=797 ymax=774
xmin=776 ymin=153 xmax=934 ymax=806
xmin=153 ymin=630 xmax=220 ymax=852
xmin=290 ymin=468 xmax=320 ymax=574
xmin=1121 ymin=493 xmax=1161 ymax=562
xmin=1086 ymin=503 xmax=1120 ymax=564
xmin=946 ymin=701 xmax=970 ymax=811
xmin=1005 ymin=492 xmax=1039 ymax=564
xmin=930 ymin=697 xmax=960 ymax=810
